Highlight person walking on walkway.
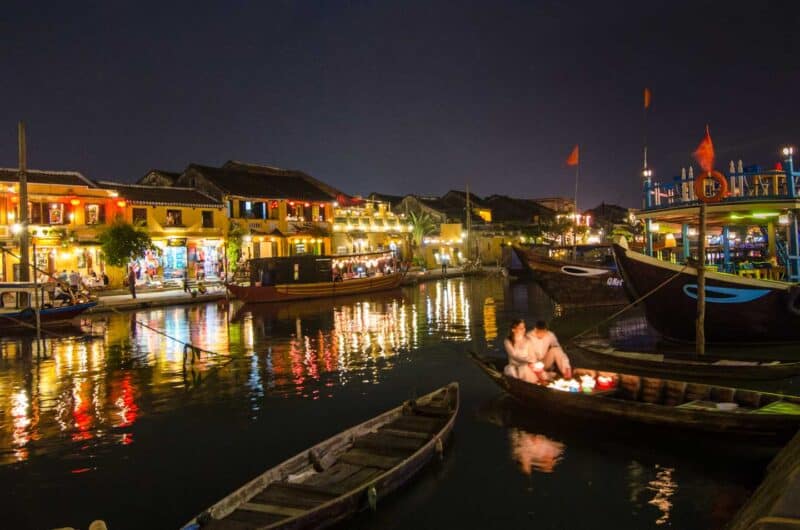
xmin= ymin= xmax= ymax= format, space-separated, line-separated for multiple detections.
xmin=128 ymin=266 xmax=137 ymax=299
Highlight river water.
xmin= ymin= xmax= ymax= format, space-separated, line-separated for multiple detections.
xmin=0 ymin=277 xmax=776 ymax=529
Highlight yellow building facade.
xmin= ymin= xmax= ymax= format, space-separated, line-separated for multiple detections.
xmin=0 ymin=169 xmax=124 ymax=283
xmin=331 ymin=199 xmax=411 ymax=257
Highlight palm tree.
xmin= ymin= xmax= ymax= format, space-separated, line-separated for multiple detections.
xmin=408 ymin=211 xmax=437 ymax=262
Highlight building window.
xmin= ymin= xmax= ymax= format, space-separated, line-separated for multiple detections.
xmin=202 ymin=211 xmax=214 ymax=228
xmin=29 ymin=202 xmax=43 ymax=224
xmin=85 ymin=204 xmax=105 ymax=225
xmin=166 ymin=209 xmax=182 ymax=226
xmin=48 ymin=203 xmax=64 ymax=224
xmin=133 ymin=208 xmax=147 ymax=225
xmin=268 ymin=201 xmax=280 ymax=220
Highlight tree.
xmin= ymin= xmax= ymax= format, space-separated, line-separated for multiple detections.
xmin=226 ymin=221 xmax=245 ymax=272
xmin=408 ymin=211 xmax=437 ymax=263
xmin=98 ymin=220 xmax=153 ymax=267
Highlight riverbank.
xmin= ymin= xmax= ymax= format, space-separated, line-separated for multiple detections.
xmin=87 ymin=286 xmax=226 ymax=314
xmin=400 ymin=265 xmax=506 ymax=285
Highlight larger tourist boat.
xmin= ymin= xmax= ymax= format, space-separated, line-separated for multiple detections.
xmin=614 ymin=151 xmax=800 ymax=344
xmin=226 ymin=250 xmax=405 ymax=303
xmin=512 ymin=244 xmax=628 ymax=307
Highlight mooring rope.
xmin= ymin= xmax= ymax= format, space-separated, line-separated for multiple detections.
xmin=568 ymin=263 xmax=690 ymax=343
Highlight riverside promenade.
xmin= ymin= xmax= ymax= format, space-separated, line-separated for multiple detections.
xmin=86 ymin=285 xmax=227 ymax=314
xmin=85 ymin=266 xmax=507 ymax=314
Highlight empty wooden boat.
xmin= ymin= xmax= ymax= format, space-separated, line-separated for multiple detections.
xmin=470 ymin=353 xmax=800 ymax=440
xmin=571 ymin=338 xmax=800 ymax=381
xmin=182 ymin=383 xmax=459 ymax=530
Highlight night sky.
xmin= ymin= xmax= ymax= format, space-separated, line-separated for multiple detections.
xmin=2 ymin=1 xmax=798 ymax=208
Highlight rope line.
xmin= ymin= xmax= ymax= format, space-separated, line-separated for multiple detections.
xmin=568 ymin=264 xmax=690 ymax=343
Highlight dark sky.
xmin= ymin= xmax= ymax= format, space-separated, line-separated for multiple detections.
xmin=2 ymin=0 xmax=798 ymax=208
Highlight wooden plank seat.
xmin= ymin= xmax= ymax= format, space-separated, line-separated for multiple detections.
xmin=388 ymin=415 xmax=445 ymax=434
xmin=378 ymin=427 xmax=430 ymax=440
xmin=338 ymin=448 xmax=405 ymax=470
xmin=409 ymin=404 xmax=452 ymax=418
xmin=221 ymin=507 xmax=287 ymax=527
xmin=253 ymin=482 xmax=338 ymax=509
xmin=353 ymin=432 xmax=427 ymax=453
xmin=326 ymin=466 xmax=386 ymax=495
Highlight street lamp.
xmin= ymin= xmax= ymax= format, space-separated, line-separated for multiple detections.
xmin=782 ymin=146 xmax=794 ymax=157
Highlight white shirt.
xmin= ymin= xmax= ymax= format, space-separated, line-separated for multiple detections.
xmin=526 ymin=330 xmax=560 ymax=361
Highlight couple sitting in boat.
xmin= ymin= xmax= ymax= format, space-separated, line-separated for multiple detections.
xmin=503 ymin=319 xmax=572 ymax=382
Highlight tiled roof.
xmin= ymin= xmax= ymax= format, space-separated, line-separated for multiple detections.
xmin=97 ymin=181 xmax=223 ymax=207
xmin=0 ymin=168 xmax=96 ymax=188
xmin=186 ymin=164 xmax=334 ymax=201
xmin=483 ymin=195 xmax=556 ymax=222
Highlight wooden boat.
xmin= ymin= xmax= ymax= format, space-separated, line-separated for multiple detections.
xmin=182 ymin=383 xmax=459 ymax=530
xmin=0 ymin=282 xmax=97 ymax=330
xmin=571 ymin=338 xmax=800 ymax=380
xmin=512 ymin=245 xmax=628 ymax=307
xmin=470 ymin=353 xmax=800 ymax=440
xmin=612 ymin=237 xmax=800 ymax=344
xmin=227 ymin=251 xmax=405 ymax=303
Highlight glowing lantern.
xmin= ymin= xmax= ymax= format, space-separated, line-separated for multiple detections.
xmin=304 ymin=202 xmax=310 ymax=207
xmin=70 ymin=198 xmax=81 ymax=206
xmin=10 ymin=195 xmax=18 ymax=204
xmin=116 ymin=200 xmax=127 ymax=208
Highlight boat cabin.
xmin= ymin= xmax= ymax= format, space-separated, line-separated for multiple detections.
xmin=639 ymin=150 xmax=800 ymax=282
xmin=245 ymin=251 xmax=396 ymax=286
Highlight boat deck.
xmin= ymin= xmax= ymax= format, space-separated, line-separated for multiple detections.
xmin=200 ymin=392 xmax=453 ymax=529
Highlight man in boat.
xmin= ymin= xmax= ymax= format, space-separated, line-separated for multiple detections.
xmin=526 ymin=320 xmax=572 ymax=379
xmin=53 ymin=284 xmax=73 ymax=305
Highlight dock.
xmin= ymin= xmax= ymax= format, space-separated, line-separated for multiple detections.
xmin=728 ymin=429 xmax=800 ymax=529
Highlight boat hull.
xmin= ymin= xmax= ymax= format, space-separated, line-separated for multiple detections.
xmin=612 ymin=242 xmax=800 ymax=344
xmin=226 ymin=273 xmax=404 ymax=303
xmin=512 ymin=246 xmax=627 ymax=307
xmin=184 ymin=383 xmax=458 ymax=530
xmin=470 ymin=354 xmax=800 ymax=440
xmin=571 ymin=339 xmax=800 ymax=380
xmin=0 ymin=301 xmax=97 ymax=329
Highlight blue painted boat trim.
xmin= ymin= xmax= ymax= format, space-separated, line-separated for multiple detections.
xmin=682 ymin=284 xmax=771 ymax=304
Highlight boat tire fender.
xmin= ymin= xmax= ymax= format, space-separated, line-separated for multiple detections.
xmin=786 ymin=286 xmax=800 ymax=317
xmin=694 ymin=170 xmax=729 ymax=203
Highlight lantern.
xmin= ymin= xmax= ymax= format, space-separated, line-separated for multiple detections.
xmin=116 ymin=200 xmax=127 ymax=208
xmin=70 ymin=198 xmax=81 ymax=206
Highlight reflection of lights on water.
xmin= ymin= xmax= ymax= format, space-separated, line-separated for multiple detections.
xmin=11 ymin=390 xmax=31 ymax=460
xmin=647 ymin=465 xmax=677 ymax=525
xmin=509 ymin=428 xmax=565 ymax=475
xmin=483 ymin=297 xmax=497 ymax=343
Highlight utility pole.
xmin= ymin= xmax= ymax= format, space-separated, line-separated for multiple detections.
xmin=18 ymin=123 xmax=31 ymax=304
xmin=465 ymin=184 xmax=471 ymax=261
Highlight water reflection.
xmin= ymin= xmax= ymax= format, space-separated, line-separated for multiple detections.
xmin=0 ymin=278 xmax=502 ymax=464
xmin=509 ymin=428 xmax=565 ymax=475
xmin=629 ymin=461 xmax=679 ymax=526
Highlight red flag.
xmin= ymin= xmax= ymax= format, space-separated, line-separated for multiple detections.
xmin=693 ymin=125 xmax=715 ymax=172
xmin=566 ymin=145 xmax=579 ymax=166
xmin=644 ymin=88 xmax=651 ymax=109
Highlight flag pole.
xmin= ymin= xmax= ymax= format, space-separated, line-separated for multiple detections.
xmin=573 ymin=145 xmax=579 ymax=260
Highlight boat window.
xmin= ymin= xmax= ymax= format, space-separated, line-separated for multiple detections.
xmin=293 ymin=263 xmax=299 ymax=281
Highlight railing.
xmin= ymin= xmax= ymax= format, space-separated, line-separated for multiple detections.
xmin=644 ymin=167 xmax=800 ymax=211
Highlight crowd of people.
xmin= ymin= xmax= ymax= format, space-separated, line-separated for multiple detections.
xmin=34 ymin=269 xmax=109 ymax=306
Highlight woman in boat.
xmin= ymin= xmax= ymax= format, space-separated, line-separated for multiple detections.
xmin=503 ymin=319 xmax=539 ymax=382
xmin=527 ymin=320 xmax=572 ymax=379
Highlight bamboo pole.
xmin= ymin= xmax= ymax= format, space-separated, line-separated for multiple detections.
xmin=695 ymin=202 xmax=706 ymax=354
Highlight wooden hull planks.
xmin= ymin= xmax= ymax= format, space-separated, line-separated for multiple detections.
xmin=183 ymin=383 xmax=458 ymax=530
xmin=470 ymin=353 xmax=800 ymax=440
xmin=512 ymin=246 xmax=628 ymax=307
xmin=571 ymin=338 xmax=800 ymax=381
xmin=226 ymin=273 xmax=404 ymax=303
xmin=612 ymin=241 xmax=800 ymax=344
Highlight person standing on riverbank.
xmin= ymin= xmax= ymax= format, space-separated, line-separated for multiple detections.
xmin=128 ymin=266 xmax=137 ymax=299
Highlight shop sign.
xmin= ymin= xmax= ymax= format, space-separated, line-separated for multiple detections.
xmin=167 ymin=238 xmax=187 ymax=247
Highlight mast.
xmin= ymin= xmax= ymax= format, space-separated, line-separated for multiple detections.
xmin=696 ymin=202 xmax=706 ymax=354
xmin=465 ymin=184 xmax=471 ymax=261
xmin=18 ymin=122 xmax=30 ymax=289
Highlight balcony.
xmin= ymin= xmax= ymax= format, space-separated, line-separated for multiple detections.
xmin=644 ymin=166 xmax=800 ymax=212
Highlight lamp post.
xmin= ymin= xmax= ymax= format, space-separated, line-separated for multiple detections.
xmin=783 ymin=146 xmax=799 ymax=281
xmin=643 ymin=168 xmax=654 ymax=256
